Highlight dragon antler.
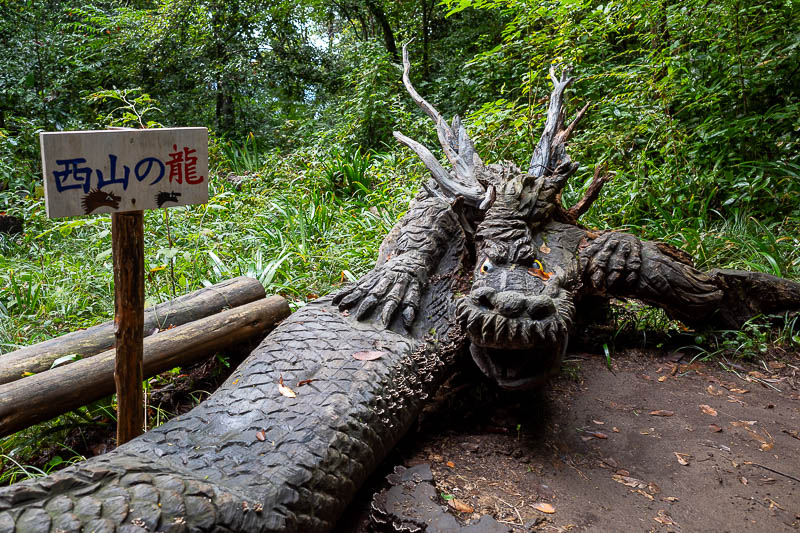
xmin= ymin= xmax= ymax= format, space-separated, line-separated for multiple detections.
xmin=394 ymin=43 xmax=490 ymax=208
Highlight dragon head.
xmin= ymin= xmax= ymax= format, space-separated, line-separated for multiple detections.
xmin=396 ymin=44 xmax=588 ymax=389
xmin=455 ymin=171 xmax=579 ymax=389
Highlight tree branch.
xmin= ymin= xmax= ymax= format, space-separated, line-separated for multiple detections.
xmin=566 ymin=164 xmax=612 ymax=222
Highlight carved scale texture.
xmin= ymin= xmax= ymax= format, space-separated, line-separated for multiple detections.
xmin=0 ymin=200 xmax=467 ymax=533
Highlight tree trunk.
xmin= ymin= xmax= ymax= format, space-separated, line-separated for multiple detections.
xmin=0 ymin=296 xmax=290 ymax=439
xmin=0 ymin=276 xmax=266 ymax=385
xmin=365 ymin=0 xmax=399 ymax=61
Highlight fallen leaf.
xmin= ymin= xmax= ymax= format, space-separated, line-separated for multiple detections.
xmin=634 ymin=489 xmax=654 ymax=500
xmin=612 ymin=427 xmax=620 ymax=433
xmin=352 ymin=350 xmax=386 ymax=361
xmin=748 ymin=370 xmax=770 ymax=379
xmin=592 ymin=419 xmax=605 ymax=425
xmin=527 ymin=267 xmax=552 ymax=280
xmin=612 ymin=474 xmax=648 ymax=489
xmin=662 ymin=496 xmax=679 ymax=502
xmin=297 ymin=379 xmax=316 ymax=387
xmin=649 ymin=410 xmax=674 ymax=417
xmin=255 ymin=430 xmax=267 ymax=442
xmin=278 ymin=376 xmax=297 ymax=398
xmin=709 ymin=424 xmax=723 ymax=433
xmin=674 ymin=452 xmax=691 ymax=466
xmin=740 ymin=477 xmax=748 ymax=485
xmin=533 ymin=502 xmax=555 ymax=514
xmin=658 ymin=375 xmax=668 ymax=382
xmin=699 ymin=404 xmax=718 ymax=416
xmin=654 ymin=509 xmax=676 ymax=526
xmin=581 ymin=436 xmax=594 ymax=442
xmin=730 ymin=420 xmax=756 ymax=427
xmin=539 ymin=243 xmax=551 ymax=254
xmin=592 ymin=431 xmax=608 ymax=439
xmin=448 ymin=498 xmax=474 ymax=513
xmin=767 ymin=498 xmax=784 ymax=511
xmin=446 ymin=461 xmax=455 ymax=468
xmin=729 ymin=388 xmax=749 ymax=394
xmin=707 ymin=385 xmax=723 ymax=396
xmin=767 ymin=361 xmax=785 ymax=370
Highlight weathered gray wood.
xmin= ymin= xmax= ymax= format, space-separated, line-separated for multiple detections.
xmin=0 ymin=296 xmax=290 ymax=438
xmin=0 ymin=276 xmax=266 ymax=385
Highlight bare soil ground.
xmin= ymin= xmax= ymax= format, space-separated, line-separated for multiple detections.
xmin=336 ymin=349 xmax=800 ymax=532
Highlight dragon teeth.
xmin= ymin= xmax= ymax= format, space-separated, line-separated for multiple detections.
xmin=508 ymin=320 xmax=518 ymax=341
xmin=495 ymin=316 xmax=507 ymax=338
xmin=481 ymin=317 xmax=493 ymax=341
xmin=533 ymin=322 xmax=544 ymax=340
xmin=545 ymin=322 xmax=557 ymax=344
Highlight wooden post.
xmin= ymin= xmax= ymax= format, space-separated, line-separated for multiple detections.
xmin=112 ymin=211 xmax=145 ymax=444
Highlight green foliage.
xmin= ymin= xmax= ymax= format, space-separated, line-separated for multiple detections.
xmin=446 ymin=0 xmax=800 ymax=228
xmin=321 ymin=146 xmax=374 ymax=199
xmin=87 ymin=88 xmax=163 ymax=129
xmin=220 ymin=133 xmax=264 ymax=175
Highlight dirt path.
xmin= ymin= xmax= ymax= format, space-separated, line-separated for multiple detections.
xmin=336 ymin=350 xmax=800 ymax=532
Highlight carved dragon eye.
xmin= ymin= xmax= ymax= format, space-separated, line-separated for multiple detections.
xmin=479 ymin=258 xmax=494 ymax=274
xmin=528 ymin=260 xmax=552 ymax=281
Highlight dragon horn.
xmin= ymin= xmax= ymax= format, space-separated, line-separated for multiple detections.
xmin=397 ymin=43 xmax=487 ymax=208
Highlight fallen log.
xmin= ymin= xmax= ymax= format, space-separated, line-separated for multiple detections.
xmin=0 ymin=296 xmax=290 ymax=438
xmin=0 ymin=276 xmax=266 ymax=385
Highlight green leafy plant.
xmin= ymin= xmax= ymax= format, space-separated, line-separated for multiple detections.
xmin=321 ymin=146 xmax=374 ymax=199
xmin=86 ymin=88 xmax=162 ymax=129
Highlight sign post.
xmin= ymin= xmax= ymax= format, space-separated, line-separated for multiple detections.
xmin=40 ymin=127 xmax=208 ymax=444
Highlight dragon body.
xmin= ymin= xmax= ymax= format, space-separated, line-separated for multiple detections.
xmin=1 ymin=47 xmax=799 ymax=531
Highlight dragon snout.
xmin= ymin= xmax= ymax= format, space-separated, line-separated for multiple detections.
xmin=469 ymin=287 xmax=556 ymax=319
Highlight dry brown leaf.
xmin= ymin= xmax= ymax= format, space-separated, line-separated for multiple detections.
xmin=654 ymin=510 xmax=676 ymax=526
xmin=729 ymin=388 xmax=749 ymax=394
xmin=662 ymin=496 xmax=679 ymax=503
xmin=658 ymin=375 xmax=668 ymax=382
xmin=446 ymin=461 xmax=455 ymax=468
xmin=726 ymin=395 xmax=745 ymax=405
xmin=353 ymin=350 xmax=386 ymax=361
xmin=592 ymin=432 xmax=608 ymax=439
xmin=612 ymin=427 xmax=620 ymax=433
xmin=533 ymin=502 xmax=556 ymax=514
xmin=255 ymin=429 xmax=267 ymax=442
xmin=278 ymin=376 xmax=297 ymax=398
xmin=448 ymin=498 xmax=474 ymax=513
xmin=730 ymin=420 xmax=757 ymax=427
xmin=649 ymin=410 xmax=674 ymax=417
xmin=592 ymin=419 xmax=605 ymax=425
xmin=634 ymin=489 xmax=654 ymax=500
xmin=612 ymin=474 xmax=648 ymax=489
xmin=699 ymin=404 xmax=718 ymax=416
xmin=740 ymin=477 xmax=748 ymax=485
xmin=539 ymin=243 xmax=551 ymax=254
xmin=527 ymin=267 xmax=552 ymax=280
xmin=674 ymin=452 xmax=691 ymax=466
xmin=297 ymin=379 xmax=316 ymax=387
xmin=707 ymin=385 xmax=723 ymax=396
xmin=767 ymin=361 xmax=786 ymax=370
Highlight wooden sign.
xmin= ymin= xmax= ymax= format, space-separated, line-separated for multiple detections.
xmin=39 ymin=126 xmax=209 ymax=446
xmin=40 ymin=127 xmax=208 ymax=218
